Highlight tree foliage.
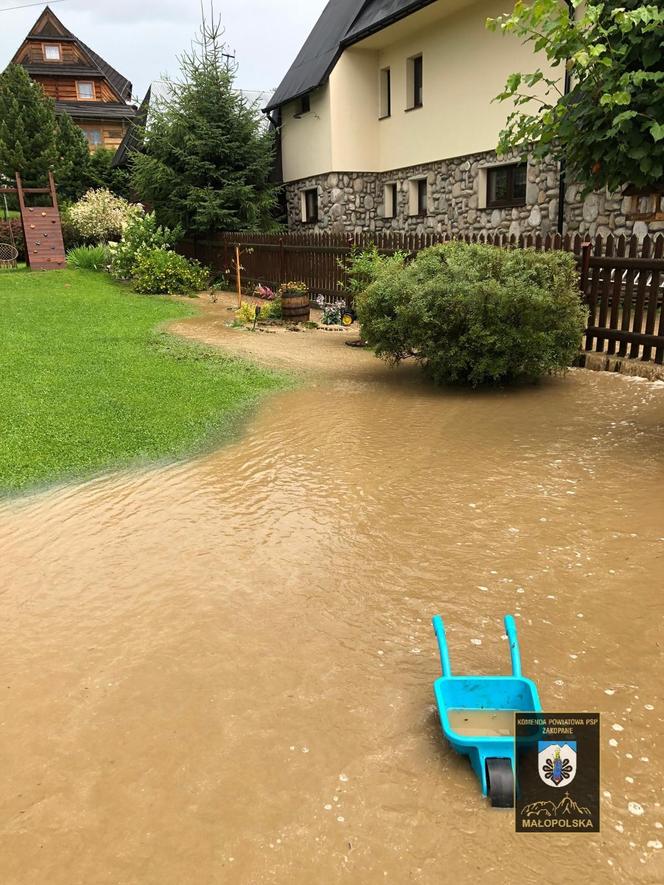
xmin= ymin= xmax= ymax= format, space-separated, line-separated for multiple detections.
xmin=488 ymin=0 xmax=664 ymax=192
xmin=0 ymin=64 xmax=58 ymax=186
xmin=130 ymin=13 xmax=278 ymax=233
xmin=54 ymin=111 xmax=91 ymax=202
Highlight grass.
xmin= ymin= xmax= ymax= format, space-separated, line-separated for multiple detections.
xmin=0 ymin=269 xmax=288 ymax=495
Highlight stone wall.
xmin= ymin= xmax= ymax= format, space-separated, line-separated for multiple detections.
xmin=285 ymin=148 xmax=664 ymax=240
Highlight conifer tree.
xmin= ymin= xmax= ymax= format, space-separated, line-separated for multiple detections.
xmin=0 ymin=65 xmax=58 ymax=186
xmin=54 ymin=111 xmax=91 ymax=201
xmin=130 ymin=12 xmax=278 ymax=232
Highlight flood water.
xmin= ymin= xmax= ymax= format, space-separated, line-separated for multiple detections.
xmin=1 ymin=305 xmax=663 ymax=884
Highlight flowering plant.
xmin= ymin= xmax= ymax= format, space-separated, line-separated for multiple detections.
xmin=320 ymin=299 xmax=347 ymax=326
xmin=65 ymin=189 xmax=141 ymax=243
xmin=278 ymin=281 xmax=308 ymax=296
xmin=254 ymin=284 xmax=276 ymax=300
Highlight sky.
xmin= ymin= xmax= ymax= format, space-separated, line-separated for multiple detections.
xmin=0 ymin=0 xmax=329 ymax=100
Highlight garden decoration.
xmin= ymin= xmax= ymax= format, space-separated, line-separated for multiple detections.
xmin=278 ymin=281 xmax=310 ymax=324
xmin=0 ymin=172 xmax=66 ymax=270
xmin=0 ymin=241 xmax=18 ymax=270
xmin=432 ymin=614 xmax=542 ymax=808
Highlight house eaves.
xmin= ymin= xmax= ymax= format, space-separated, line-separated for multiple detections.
xmin=264 ymin=0 xmax=437 ymax=113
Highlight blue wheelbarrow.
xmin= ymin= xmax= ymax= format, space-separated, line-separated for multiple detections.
xmin=432 ymin=614 xmax=542 ymax=807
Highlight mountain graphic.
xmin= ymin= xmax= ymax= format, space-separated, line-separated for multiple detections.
xmin=522 ymin=793 xmax=592 ymax=818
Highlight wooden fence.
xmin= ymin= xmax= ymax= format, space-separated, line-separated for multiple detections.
xmin=180 ymin=230 xmax=664 ymax=365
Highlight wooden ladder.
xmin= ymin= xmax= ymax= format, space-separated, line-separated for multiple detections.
xmin=16 ymin=171 xmax=67 ymax=271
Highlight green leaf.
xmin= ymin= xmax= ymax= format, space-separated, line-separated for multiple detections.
xmin=650 ymin=122 xmax=664 ymax=142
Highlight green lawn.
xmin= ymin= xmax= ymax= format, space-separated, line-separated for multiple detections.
xmin=0 ymin=269 xmax=287 ymax=495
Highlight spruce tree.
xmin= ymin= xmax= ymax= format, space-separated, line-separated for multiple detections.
xmin=0 ymin=65 xmax=58 ymax=187
xmin=130 ymin=14 xmax=278 ymax=232
xmin=54 ymin=112 xmax=91 ymax=201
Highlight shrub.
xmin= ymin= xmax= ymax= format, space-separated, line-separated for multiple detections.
xmin=357 ymin=242 xmax=587 ymax=386
xmin=258 ymin=297 xmax=282 ymax=320
xmin=65 ymin=188 xmax=141 ymax=244
xmin=236 ymin=302 xmax=258 ymax=325
xmin=340 ymin=244 xmax=409 ymax=299
xmin=132 ymin=248 xmax=209 ymax=295
xmin=109 ymin=212 xmax=180 ymax=281
xmin=67 ymin=244 xmax=110 ymax=271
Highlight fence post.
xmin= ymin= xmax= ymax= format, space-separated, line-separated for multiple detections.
xmin=279 ymin=236 xmax=285 ymax=285
xmin=579 ymin=240 xmax=592 ymax=300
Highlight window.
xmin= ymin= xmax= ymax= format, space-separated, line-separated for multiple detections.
xmin=298 ymin=94 xmax=310 ymax=116
xmin=384 ymin=182 xmax=398 ymax=219
xmin=417 ymin=178 xmax=427 ymax=215
xmin=486 ymin=163 xmax=527 ymax=208
xmin=84 ymin=128 xmax=103 ymax=148
xmin=407 ymin=55 xmax=423 ymax=110
xmin=302 ymin=188 xmax=318 ymax=224
xmin=409 ymin=178 xmax=428 ymax=216
xmin=43 ymin=44 xmax=61 ymax=61
xmin=77 ymin=81 xmax=95 ymax=100
xmin=379 ymin=67 xmax=391 ymax=119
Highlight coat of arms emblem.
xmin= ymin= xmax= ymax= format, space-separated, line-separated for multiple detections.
xmin=538 ymin=741 xmax=577 ymax=788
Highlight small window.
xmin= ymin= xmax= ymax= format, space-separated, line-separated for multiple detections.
xmin=77 ymin=81 xmax=95 ymax=100
xmin=407 ymin=55 xmax=423 ymax=110
xmin=84 ymin=128 xmax=103 ymax=147
xmin=43 ymin=44 xmax=61 ymax=61
xmin=417 ymin=178 xmax=428 ymax=215
xmin=379 ymin=67 xmax=391 ymax=119
xmin=298 ymin=94 xmax=311 ymax=115
xmin=409 ymin=178 xmax=428 ymax=216
xmin=486 ymin=163 xmax=527 ymax=208
xmin=302 ymin=188 xmax=318 ymax=224
xmin=384 ymin=182 xmax=398 ymax=219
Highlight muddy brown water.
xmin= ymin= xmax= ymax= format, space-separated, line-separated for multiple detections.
xmin=1 ymin=297 xmax=663 ymax=884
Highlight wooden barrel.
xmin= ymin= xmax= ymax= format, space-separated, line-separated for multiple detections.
xmin=281 ymin=291 xmax=310 ymax=324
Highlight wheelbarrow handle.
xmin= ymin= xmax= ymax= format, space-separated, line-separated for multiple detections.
xmin=432 ymin=615 xmax=453 ymax=677
xmin=504 ymin=615 xmax=522 ymax=677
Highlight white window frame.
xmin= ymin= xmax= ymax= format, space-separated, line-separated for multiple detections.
xmin=76 ymin=81 xmax=95 ymax=100
xmin=384 ymin=182 xmax=398 ymax=219
xmin=408 ymin=177 xmax=428 ymax=216
xmin=300 ymin=188 xmax=319 ymax=224
xmin=406 ymin=54 xmax=423 ymax=110
xmin=379 ymin=67 xmax=391 ymax=119
xmin=43 ymin=44 xmax=61 ymax=61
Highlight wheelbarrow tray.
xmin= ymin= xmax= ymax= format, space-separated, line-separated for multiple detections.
xmin=433 ymin=674 xmax=541 ymax=796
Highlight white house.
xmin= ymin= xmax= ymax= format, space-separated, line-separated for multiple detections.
xmin=265 ymin=0 xmax=661 ymax=240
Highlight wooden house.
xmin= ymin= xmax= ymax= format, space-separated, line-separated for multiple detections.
xmin=10 ymin=6 xmax=137 ymax=153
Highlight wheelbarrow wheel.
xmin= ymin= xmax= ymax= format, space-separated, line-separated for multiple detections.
xmin=486 ymin=758 xmax=514 ymax=808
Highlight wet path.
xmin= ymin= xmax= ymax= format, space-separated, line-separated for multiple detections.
xmin=1 ymin=299 xmax=663 ymax=883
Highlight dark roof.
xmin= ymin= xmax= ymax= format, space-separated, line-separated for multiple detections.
xmin=54 ymin=100 xmax=137 ymax=121
xmin=264 ymin=0 xmax=436 ymax=111
xmin=15 ymin=6 xmax=133 ymax=102
xmin=112 ymin=86 xmax=151 ymax=167
xmin=265 ymin=0 xmax=361 ymax=112
xmin=79 ymin=40 xmax=133 ymax=102
xmin=343 ymin=0 xmax=436 ymax=42
xmin=22 ymin=63 xmax=105 ymax=78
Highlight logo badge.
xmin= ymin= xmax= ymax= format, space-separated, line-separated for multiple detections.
xmin=538 ymin=741 xmax=577 ymax=788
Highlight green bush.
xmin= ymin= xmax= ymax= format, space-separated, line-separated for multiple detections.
xmin=109 ymin=212 xmax=180 ymax=281
xmin=340 ymin=244 xmax=409 ymax=298
xmin=64 ymin=188 xmax=140 ymax=244
xmin=357 ymin=242 xmax=587 ymax=386
xmin=132 ymin=248 xmax=209 ymax=296
xmin=258 ymin=297 xmax=282 ymax=320
xmin=66 ymin=244 xmax=111 ymax=271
